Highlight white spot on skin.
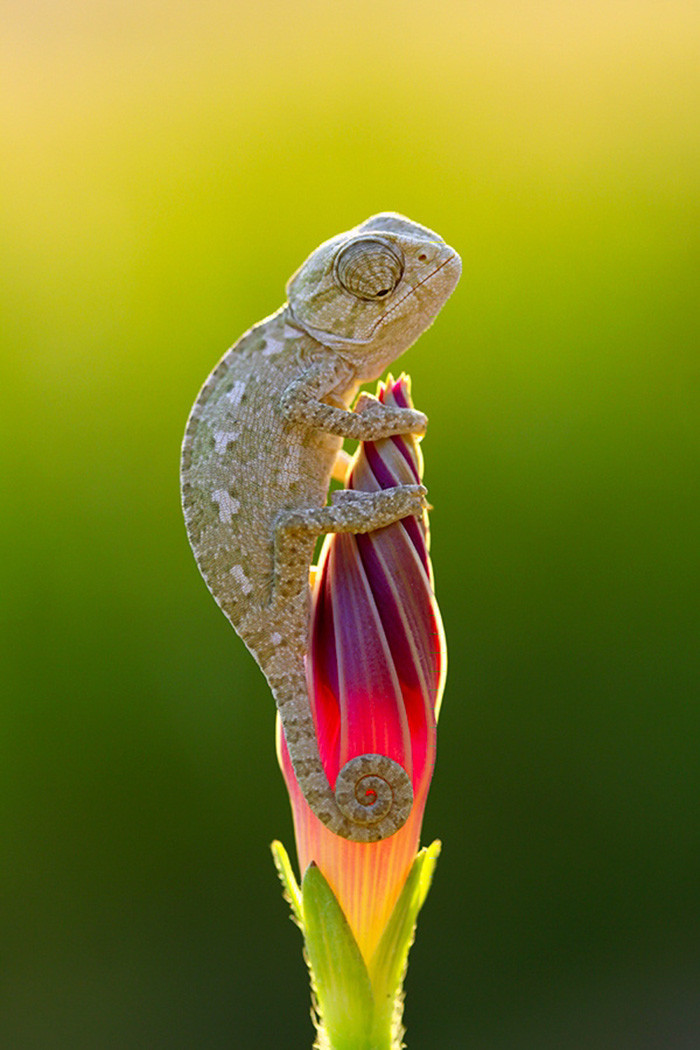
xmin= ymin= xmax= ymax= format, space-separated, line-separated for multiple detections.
xmin=229 ymin=564 xmax=252 ymax=594
xmin=226 ymin=381 xmax=246 ymax=409
xmin=211 ymin=489 xmax=240 ymax=523
xmin=214 ymin=427 xmax=241 ymax=454
xmin=262 ymin=336 xmax=283 ymax=357
xmin=271 ymin=632 xmax=282 ymax=646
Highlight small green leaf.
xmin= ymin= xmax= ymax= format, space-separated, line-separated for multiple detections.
xmin=270 ymin=839 xmax=303 ymax=925
xmin=415 ymin=838 xmax=441 ymax=911
xmin=302 ymin=862 xmax=375 ymax=1050
xmin=368 ymin=840 xmax=441 ymax=1037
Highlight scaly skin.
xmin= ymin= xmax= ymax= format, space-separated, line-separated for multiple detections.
xmin=181 ymin=212 xmax=461 ymax=841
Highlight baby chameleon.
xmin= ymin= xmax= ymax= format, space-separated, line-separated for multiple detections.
xmin=181 ymin=212 xmax=461 ymax=841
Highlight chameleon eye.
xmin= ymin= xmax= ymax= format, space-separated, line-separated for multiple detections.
xmin=334 ymin=237 xmax=404 ymax=301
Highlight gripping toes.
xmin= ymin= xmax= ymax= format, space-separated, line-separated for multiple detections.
xmin=330 ymin=484 xmax=427 ymax=530
xmin=389 ymin=406 xmax=428 ymax=436
xmin=369 ymin=483 xmax=427 ymax=524
xmin=354 ymin=392 xmax=428 ymax=437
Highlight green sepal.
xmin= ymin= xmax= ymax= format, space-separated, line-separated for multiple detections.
xmin=271 ymin=840 xmax=441 ymax=1050
xmin=271 ymin=839 xmax=303 ymax=925
xmin=368 ymin=840 xmax=442 ymax=1043
xmin=301 ymin=862 xmax=374 ymax=1050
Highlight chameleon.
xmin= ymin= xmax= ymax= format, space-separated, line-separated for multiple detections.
xmin=181 ymin=212 xmax=461 ymax=842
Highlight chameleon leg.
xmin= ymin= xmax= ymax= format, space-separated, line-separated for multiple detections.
xmin=264 ymin=484 xmax=425 ymax=842
xmin=271 ymin=484 xmax=426 ymax=615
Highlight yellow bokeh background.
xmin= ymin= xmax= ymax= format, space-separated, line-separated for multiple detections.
xmin=2 ymin=2 xmax=699 ymax=1046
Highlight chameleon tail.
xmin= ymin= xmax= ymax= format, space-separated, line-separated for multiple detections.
xmin=268 ymin=653 xmax=413 ymax=843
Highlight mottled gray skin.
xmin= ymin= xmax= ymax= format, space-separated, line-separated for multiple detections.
xmin=181 ymin=213 xmax=461 ymax=841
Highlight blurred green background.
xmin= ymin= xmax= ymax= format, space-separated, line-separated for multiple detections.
xmin=2 ymin=1 xmax=699 ymax=1047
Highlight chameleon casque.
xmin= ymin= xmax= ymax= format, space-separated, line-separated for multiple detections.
xmin=181 ymin=213 xmax=461 ymax=842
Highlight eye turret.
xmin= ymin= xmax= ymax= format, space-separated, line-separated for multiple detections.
xmin=334 ymin=237 xmax=404 ymax=301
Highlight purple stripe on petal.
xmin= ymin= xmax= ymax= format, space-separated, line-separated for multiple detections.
xmin=363 ymin=441 xmax=400 ymax=490
xmin=401 ymin=515 xmax=430 ymax=573
xmin=392 ymin=436 xmax=421 ymax=483
xmin=356 ymin=531 xmax=440 ymax=698
xmin=355 ymin=532 xmax=440 ymax=790
xmin=388 ymin=378 xmax=409 ymax=409
xmin=312 ymin=570 xmax=339 ymax=697
xmin=328 ymin=534 xmax=411 ymax=771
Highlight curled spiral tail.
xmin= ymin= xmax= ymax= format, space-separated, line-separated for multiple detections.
xmin=335 ymin=753 xmax=414 ymax=842
xmin=262 ymin=648 xmax=413 ymax=843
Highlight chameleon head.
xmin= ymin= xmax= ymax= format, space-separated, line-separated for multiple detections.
xmin=286 ymin=212 xmax=461 ymax=380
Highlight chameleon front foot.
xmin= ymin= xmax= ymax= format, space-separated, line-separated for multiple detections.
xmin=353 ymin=390 xmax=427 ymax=437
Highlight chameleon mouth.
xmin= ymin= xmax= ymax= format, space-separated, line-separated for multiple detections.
xmin=369 ymin=250 xmax=461 ymax=337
